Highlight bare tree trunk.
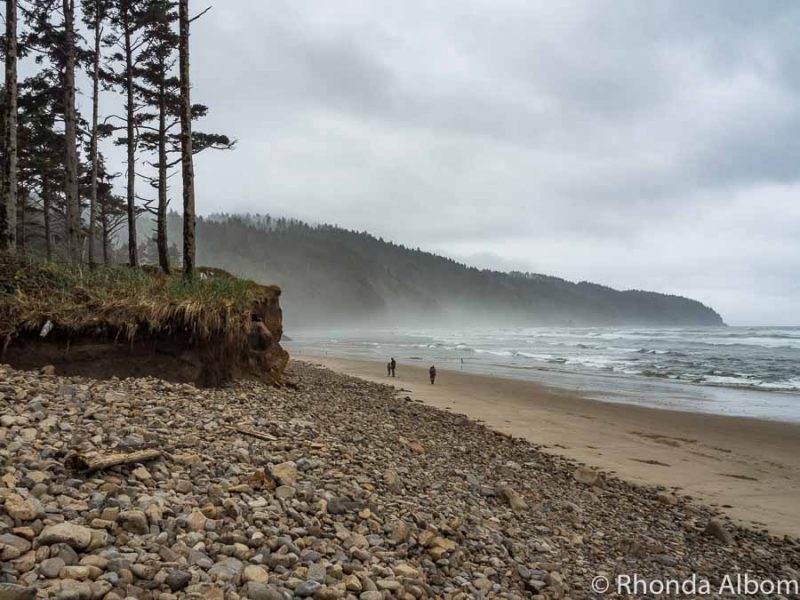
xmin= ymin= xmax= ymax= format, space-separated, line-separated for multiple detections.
xmin=123 ymin=0 xmax=138 ymax=267
xmin=101 ymin=203 xmax=110 ymax=265
xmin=63 ymin=0 xmax=81 ymax=262
xmin=157 ymin=75 xmax=169 ymax=273
xmin=15 ymin=187 xmax=24 ymax=253
xmin=43 ymin=179 xmax=53 ymax=261
xmin=179 ymin=0 xmax=196 ymax=279
xmin=1 ymin=0 xmax=18 ymax=253
xmin=0 ymin=91 xmax=5 ymax=221
xmin=88 ymin=8 xmax=102 ymax=267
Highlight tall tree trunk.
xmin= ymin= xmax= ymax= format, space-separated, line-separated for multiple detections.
xmin=42 ymin=178 xmax=52 ymax=261
xmin=179 ymin=0 xmax=196 ymax=279
xmin=1 ymin=0 xmax=18 ymax=253
xmin=63 ymin=0 xmax=81 ymax=262
xmin=101 ymin=202 xmax=110 ymax=265
xmin=123 ymin=1 xmax=138 ymax=267
xmin=0 ymin=91 xmax=5 ymax=222
xmin=88 ymin=8 xmax=102 ymax=267
xmin=16 ymin=187 xmax=25 ymax=254
xmin=156 ymin=74 xmax=169 ymax=273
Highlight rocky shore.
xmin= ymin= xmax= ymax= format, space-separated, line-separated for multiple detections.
xmin=1 ymin=360 xmax=798 ymax=599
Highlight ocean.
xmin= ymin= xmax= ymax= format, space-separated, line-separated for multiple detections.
xmin=286 ymin=326 xmax=800 ymax=423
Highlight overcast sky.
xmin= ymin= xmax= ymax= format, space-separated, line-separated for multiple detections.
xmin=182 ymin=1 xmax=800 ymax=325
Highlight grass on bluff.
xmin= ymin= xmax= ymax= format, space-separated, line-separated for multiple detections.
xmin=0 ymin=252 xmax=275 ymax=344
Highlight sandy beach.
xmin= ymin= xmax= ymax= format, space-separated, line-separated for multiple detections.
xmin=299 ymin=355 xmax=800 ymax=538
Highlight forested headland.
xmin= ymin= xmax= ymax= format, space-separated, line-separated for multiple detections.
xmin=173 ymin=213 xmax=725 ymax=329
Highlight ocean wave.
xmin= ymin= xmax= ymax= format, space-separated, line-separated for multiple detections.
xmin=292 ymin=326 xmax=800 ymax=397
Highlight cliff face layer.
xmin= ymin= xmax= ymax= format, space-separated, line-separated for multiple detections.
xmin=0 ymin=254 xmax=289 ymax=387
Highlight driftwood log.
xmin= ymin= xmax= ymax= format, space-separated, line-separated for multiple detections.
xmin=66 ymin=449 xmax=162 ymax=472
xmin=224 ymin=425 xmax=277 ymax=442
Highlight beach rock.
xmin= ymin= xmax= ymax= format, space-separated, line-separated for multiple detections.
xmin=38 ymin=524 xmax=92 ymax=550
xmin=186 ymin=509 xmax=208 ymax=531
xmin=40 ymin=557 xmax=67 ymax=578
xmin=0 ymin=534 xmax=31 ymax=559
xmin=705 ymin=519 xmax=734 ymax=545
xmin=496 ymin=483 xmax=528 ymax=510
xmin=118 ymin=510 xmax=149 ymax=534
xmin=295 ymin=580 xmax=322 ymax=597
xmin=165 ymin=570 xmax=192 ymax=592
xmin=384 ymin=469 xmax=402 ymax=492
xmin=270 ymin=461 xmax=297 ymax=486
xmin=573 ymin=466 xmax=600 ymax=486
xmin=209 ymin=557 xmax=244 ymax=582
xmin=657 ymin=492 xmax=678 ymax=506
xmin=0 ymin=584 xmax=36 ymax=600
xmin=3 ymin=494 xmax=38 ymax=521
xmin=307 ymin=563 xmax=326 ymax=583
xmin=275 ymin=485 xmax=296 ymax=499
xmin=242 ymin=565 xmax=269 ymax=584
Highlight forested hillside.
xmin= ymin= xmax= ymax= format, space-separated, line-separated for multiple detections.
xmin=167 ymin=214 xmax=725 ymax=329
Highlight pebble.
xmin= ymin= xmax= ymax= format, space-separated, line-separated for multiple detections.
xmin=165 ymin=570 xmax=192 ymax=592
xmin=705 ymin=518 xmax=735 ymax=545
xmin=37 ymin=524 xmax=92 ymax=550
xmin=0 ymin=584 xmax=36 ymax=600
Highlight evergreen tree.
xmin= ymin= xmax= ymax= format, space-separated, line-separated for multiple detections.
xmin=81 ymin=0 xmax=114 ymax=266
xmin=96 ymin=158 xmax=126 ymax=264
xmin=23 ymin=0 xmax=86 ymax=261
xmin=62 ymin=0 xmax=81 ymax=261
xmin=137 ymin=0 xmax=177 ymax=273
xmin=137 ymin=0 xmax=232 ymax=273
xmin=108 ymin=0 xmax=147 ymax=266
xmin=178 ymin=0 xmax=194 ymax=278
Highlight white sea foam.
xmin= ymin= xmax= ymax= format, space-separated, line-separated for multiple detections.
xmin=288 ymin=326 xmax=800 ymax=421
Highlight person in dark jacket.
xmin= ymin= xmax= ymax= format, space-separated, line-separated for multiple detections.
xmin=387 ymin=362 xmax=392 ymax=376
xmin=390 ymin=357 xmax=396 ymax=377
xmin=429 ymin=365 xmax=437 ymax=384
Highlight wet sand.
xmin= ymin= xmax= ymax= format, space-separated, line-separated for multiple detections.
xmin=297 ymin=355 xmax=800 ymax=538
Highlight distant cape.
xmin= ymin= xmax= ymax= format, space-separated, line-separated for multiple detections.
xmin=165 ymin=213 xmax=725 ymax=329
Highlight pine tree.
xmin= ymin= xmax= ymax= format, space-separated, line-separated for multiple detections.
xmin=137 ymin=0 xmax=232 ymax=273
xmin=95 ymin=156 xmax=126 ymax=264
xmin=23 ymin=0 xmax=89 ymax=260
xmin=109 ymin=0 xmax=147 ymax=266
xmin=62 ymin=0 xmax=81 ymax=261
xmin=178 ymin=0 xmax=194 ymax=278
xmin=137 ymin=0 xmax=178 ymax=273
xmin=81 ymin=0 xmax=114 ymax=266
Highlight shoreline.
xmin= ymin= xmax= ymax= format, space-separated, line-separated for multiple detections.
xmin=297 ymin=354 xmax=800 ymax=538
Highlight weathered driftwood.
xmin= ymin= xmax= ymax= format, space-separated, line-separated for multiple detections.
xmin=224 ymin=425 xmax=277 ymax=442
xmin=67 ymin=449 xmax=162 ymax=472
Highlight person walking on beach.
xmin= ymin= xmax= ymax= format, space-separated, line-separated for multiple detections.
xmin=429 ymin=365 xmax=437 ymax=385
xmin=387 ymin=362 xmax=392 ymax=376
xmin=390 ymin=357 xmax=396 ymax=377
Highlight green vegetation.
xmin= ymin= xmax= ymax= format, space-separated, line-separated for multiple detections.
xmin=0 ymin=252 xmax=277 ymax=344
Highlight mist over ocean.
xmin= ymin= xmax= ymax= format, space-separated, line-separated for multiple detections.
xmin=288 ymin=327 xmax=800 ymax=423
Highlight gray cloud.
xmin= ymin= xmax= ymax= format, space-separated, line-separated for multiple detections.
xmin=172 ymin=0 xmax=800 ymax=324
